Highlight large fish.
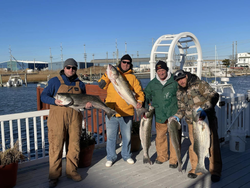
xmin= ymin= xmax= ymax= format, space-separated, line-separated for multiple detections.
xmin=192 ymin=109 xmax=210 ymax=174
xmin=168 ymin=118 xmax=182 ymax=172
xmin=139 ymin=106 xmax=155 ymax=165
xmin=106 ymin=64 xmax=147 ymax=117
xmin=55 ymin=93 xmax=117 ymax=120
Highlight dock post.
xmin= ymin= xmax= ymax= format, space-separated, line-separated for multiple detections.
xmin=89 ymin=67 xmax=92 ymax=81
xmin=25 ymin=73 xmax=27 ymax=86
xmin=0 ymin=74 xmax=2 ymax=87
xmin=37 ymin=84 xmax=41 ymax=111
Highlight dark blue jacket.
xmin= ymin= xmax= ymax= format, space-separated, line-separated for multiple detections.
xmin=41 ymin=73 xmax=86 ymax=105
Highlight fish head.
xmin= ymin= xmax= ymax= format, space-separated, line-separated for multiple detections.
xmin=192 ymin=108 xmax=201 ymax=123
xmin=107 ymin=64 xmax=119 ymax=80
xmin=54 ymin=93 xmax=73 ymax=106
xmin=145 ymin=106 xmax=155 ymax=118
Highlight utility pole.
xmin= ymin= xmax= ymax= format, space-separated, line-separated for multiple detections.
xmin=125 ymin=42 xmax=127 ymax=54
xmin=60 ymin=43 xmax=63 ymax=69
xmin=232 ymin=42 xmax=234 ymax=65
xmin=9 ymin=46 xmax=12 ymax=71
xmin=116 ymin=39 xmax=119 ymax=64
xmin=50 ymin=48 xmax=53 ymax=70
xmin=84 ymin=44 xmax=87 ymax=69
xmin=34 ymin=58 xmax=35 ymax=71
xmin=235 ymin=41 xmax=237 ymax=65
xmin=113 ymin=52 xmax=115 ymax=65
xmin=106 ymin=52 xmax=108 ymax=65
xmin=137 ymin=51 xmax=140 ymax=71
xmin=92 ymin=54 xmax=95 ymax=75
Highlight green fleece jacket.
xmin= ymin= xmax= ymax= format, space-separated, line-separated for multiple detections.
xmin=144 ymin=74 xmax=178 ymax=123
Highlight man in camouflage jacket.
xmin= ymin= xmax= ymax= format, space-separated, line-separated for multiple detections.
xmin=172 ymin=70 xmax=222 ymax=183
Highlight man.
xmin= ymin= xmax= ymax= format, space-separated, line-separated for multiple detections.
xmin=173 ymin=69 xmax=222 ymax=182
xmin=41 ymin=58 xmax=92 ymax=188
xmin=144 ymin=60 xmax=180 ymax=168
xmin=98 ymin=54 xmax=145 ymax=167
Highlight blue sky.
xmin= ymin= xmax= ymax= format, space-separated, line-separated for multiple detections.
xmin=0 ymin=0 xmax=250 ymax=63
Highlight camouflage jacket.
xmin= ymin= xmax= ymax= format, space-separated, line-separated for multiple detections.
xmin=174 ymin=72 xmax=219 ymax=124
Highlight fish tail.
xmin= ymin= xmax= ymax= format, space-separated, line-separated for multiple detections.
xmin=195 ymin=164 xmax=208 ymax=174
xmin=136 ymin=107 xmax=148 ymax=117
xmin=178 ymin=162 xmax=182 ymax=172
xmin=107 ymin=109 xmax=117 ymax=120
xmin=143 ymin=156 xmax=152 ymax=165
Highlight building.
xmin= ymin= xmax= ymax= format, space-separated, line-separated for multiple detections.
xmin=236 ymin=52 xmax=250 ymax=67
xmin=0 ymin=60 xmax=49 ymax=71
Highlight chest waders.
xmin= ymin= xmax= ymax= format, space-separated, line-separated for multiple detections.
xmin=48 ymin=76 xmax=83 ymax=179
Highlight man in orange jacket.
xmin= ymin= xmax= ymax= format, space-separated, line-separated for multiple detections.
xmin=98 ymin=54 xmax=145 ymax=167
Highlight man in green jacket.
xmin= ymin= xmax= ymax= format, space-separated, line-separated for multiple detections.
xmin=144 ymin=61 xmax=180 ymax=168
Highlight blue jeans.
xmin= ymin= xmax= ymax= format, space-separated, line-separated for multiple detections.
xmin=105 ymin=116 xmax=133 ymax=162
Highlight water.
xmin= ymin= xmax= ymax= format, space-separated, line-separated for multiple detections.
xmin=1 ymin=77 xmax=250 ymax=116
xmin=0 ymin=84 xmax=38 ymax=116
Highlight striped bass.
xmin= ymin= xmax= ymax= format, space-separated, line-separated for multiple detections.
xmin=55 ymin=93 xmax=117 ymax=120
xmin=168 ymin=118 xmax=182 ymax=172
xmin=192 ymin=109 xmax=210 ymax=174
xmin=139 ymin=106 xmax=155 ymax=165
xmin=106 ymin=64 xmax=147 ymax=117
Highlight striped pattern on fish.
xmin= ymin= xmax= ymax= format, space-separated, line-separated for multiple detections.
xmin=192 ymin=109 xmax=211 ymax=174
xmin=139 ymin=106 xmax=155 ymax=165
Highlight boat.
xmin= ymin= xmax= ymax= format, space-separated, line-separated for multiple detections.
xmin=78 ymin=74 xmax=94 ymax=84
xmin=209 ymin=77 xmax=235 ymax=97
xmin=212 ymin=68 xmax=232 ymax=77
xmin=208 ymin=46 xmax=236 ymax=97
xmin=6 ymin=75 xmax=23 ymax=87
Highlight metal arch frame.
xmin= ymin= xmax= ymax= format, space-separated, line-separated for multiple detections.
xmin=149 ymin=32 xmax=203 ymax=80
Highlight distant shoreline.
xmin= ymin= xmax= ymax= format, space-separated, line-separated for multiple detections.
xmin=0 ymin=66 xmax=249 ymax=84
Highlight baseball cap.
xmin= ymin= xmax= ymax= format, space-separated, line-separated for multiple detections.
xmin=174 ymin=70 xmax=186 ymax=81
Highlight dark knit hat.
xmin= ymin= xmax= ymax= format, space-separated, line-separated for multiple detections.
xmin=64 ymin=58 xmax=78 ymax=68
xmin=155 ymin=60 xmax=168 ymax=72
xmin=121 ymin=54 xmax=132 ymax=63
xmin=173 ymin=69 xmax=186 ymax=81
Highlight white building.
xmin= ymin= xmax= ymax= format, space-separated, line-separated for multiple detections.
xmin=236 ymin=52 xmax=250 ymax=67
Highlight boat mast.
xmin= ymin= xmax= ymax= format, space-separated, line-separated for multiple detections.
xmin=9 ymin=46 xmax=12 ymax=72
xmin=215 ymin=45 xmax=217 ymax=83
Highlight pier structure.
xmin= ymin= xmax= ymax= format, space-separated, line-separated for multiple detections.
xmin=149 ymin=32 xmax=203 ymax=80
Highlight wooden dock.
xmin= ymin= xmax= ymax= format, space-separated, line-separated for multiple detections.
xmin=15 ymin=137 xmax=250 ymax=188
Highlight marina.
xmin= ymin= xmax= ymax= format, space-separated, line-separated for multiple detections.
xmin=1 ymin=75 xmax=250 ymax=187
xmin=1 ymin=32 xmax=250 ymax=188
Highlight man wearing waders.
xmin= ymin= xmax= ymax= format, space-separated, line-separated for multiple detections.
xmin=41 ymin=58 xmax=92 ymax=188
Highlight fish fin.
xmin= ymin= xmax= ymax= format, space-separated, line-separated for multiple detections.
xmin=71 ymin=107 xmax=80 ymax=112
xmin=143 ymin=156 xmax=152 ymax=165
xmin=106 ymin=109 xmax=117 ymax=120
xmin=178 ymin=163 xmax=182 ymax=172
xmin=136 ymin=107 xmax=148 ymax=117
xmin=195 ymin=165 xmax=208 ymax=174
xmin=114 ymin=80 xmax=118 ymax=86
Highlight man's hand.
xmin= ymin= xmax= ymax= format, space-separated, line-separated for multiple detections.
xmin=136 ymin=102 xmax=142 ymax=109
xmin=85 ymin=102 xmax=92 ymax=109
xmin=197 ymin=107 xmax=207 ymax=120
xmin=168 ymin=116 xmax=180 ymax=122
xmin=55 ymin=99 xmax=63 ymax=106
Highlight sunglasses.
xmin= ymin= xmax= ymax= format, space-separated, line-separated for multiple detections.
xmin=65 ymin=66 xmax=77 ymax=70
xmin=122 ymin=61 xmax=131 ymax=64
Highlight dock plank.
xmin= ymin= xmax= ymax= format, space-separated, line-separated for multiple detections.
xmin=16 ymin=137 xmax=250 ymax=188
